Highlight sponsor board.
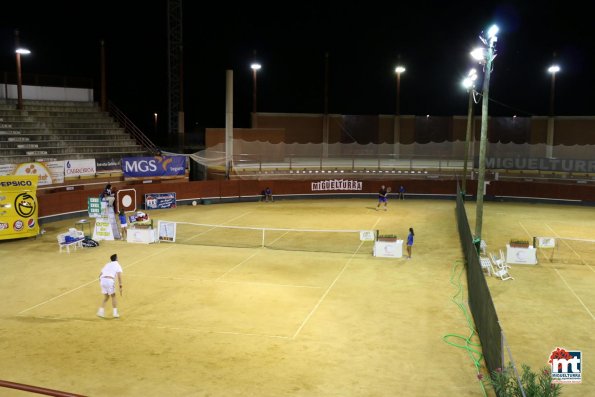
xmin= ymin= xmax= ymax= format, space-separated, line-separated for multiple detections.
xmin=123 ymin=155 xmax=186 ymax=177
xmin=65 ymin=159 xmax=96 ymax=177
xmin=311 ymin=179 xmax=363 ymax=191
xmin=0 ymin=175 xmax=39 ymax=240
xmin=145 ymin=192 xmax=176 ymax=210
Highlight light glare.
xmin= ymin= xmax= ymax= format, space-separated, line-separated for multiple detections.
xmin=470 ymin=48 xmax=485 ymax=60
xmin=487 ymin=25 xmax=499 ymax=39
xmin=548 ymin=65 xmax=560 ymax=74
xmin=15 ymin=48 xmax=31 ymax=55
xmin=250 ymin=63 xmax=261 ymax=70
xmin=395 ymin=66 xmax=406 ymax=74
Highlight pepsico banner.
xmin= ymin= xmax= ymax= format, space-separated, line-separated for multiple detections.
xmin=0 ymin=175 xmax=39 ymax=240
xmin=122 ymin=155 xmax=186 ymax=178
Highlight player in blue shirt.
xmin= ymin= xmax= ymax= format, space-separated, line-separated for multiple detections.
xmin=398 ymin=185 xmax=405 ymax=200
xmin=407 ymin=228 xmax=415 ymax=259
xmin=118 ymin=210 xmax=127 ymax=240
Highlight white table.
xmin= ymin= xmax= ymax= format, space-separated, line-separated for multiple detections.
xmin=506 ymin=244 xmax=537 ymax=265
xmin=127 ymin=227 xmax=158 ymax=244
xmin=373 ymin=239 xmax=404 ymax=258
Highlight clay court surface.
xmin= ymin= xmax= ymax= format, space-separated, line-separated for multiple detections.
xmin=0 ymin=198 xmax=593 ymax=396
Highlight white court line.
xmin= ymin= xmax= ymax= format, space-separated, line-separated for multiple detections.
xmin=17 ymin=248 xmax=168 ymax=315
xmin=551 ymin=268 xmax=595 ymax=321
xmin=20 ymin=315 xmax=292 ymax=340
xmin=17 ymin=212 xmax=253 ymax=316
xmin=518 ymin=221 xmax=532 ymax=238
xmin=519 ymin=221 xmax=595 ymax=321
xmin=216 ymin=251 xmax=261 ymax=281
xmin=291 ymin=216 xmax=382 ymax=339
xmin=128 ymin=273 xmax=322 ymax=289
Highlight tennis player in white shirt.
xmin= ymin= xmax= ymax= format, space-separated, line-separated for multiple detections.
xmin=97 ymin=254 xmax=123 ymax=318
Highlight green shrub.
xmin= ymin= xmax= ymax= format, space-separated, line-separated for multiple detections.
xmin=487 ymin=363 xmax=562 ymax=397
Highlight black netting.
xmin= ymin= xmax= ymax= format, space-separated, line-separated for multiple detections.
xmin=455 ymin=184 xmax=503 ymax=376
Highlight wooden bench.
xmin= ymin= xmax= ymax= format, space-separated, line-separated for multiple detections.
xmin=57 ymin=231 xmax=84 ymax=253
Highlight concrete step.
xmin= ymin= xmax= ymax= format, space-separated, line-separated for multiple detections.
xmin=0 ymin=149 xmax=151 ymax=165
xmin=0 ymin=115 xmax=113 ymax=123
xmin=0 ymin=128 xmax=128 ymax=141
xmin=0 ymin=122 xmax=121 ymax=128
xmin=1 ymin=139 xmax=137 ymax=149
xmin=1 ymin=144 xmax=145 ymax=155
xmin=0 ymin=100 xmax=97 ymax=109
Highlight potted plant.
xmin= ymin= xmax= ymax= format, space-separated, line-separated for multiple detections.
xmin=482 ymin=363 xmax=563 ymax=397
xmin=509 ymin=238 xmax=530 ymax=248
xmin=377 ymin=234 xmax=397 ymax=242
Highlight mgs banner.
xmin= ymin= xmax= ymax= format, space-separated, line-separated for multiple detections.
xmin=0 ymin=175 xmax=39 ymax=240
xmin=122 ymin=156 xmax=186 ymax=178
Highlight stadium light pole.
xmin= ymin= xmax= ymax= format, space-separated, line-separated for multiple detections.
xmin=461 ymin=69 xmax=478 ymax=198
xmin=548 ymin=65 xmax=560 ymax=116
xmin=471 ymin=24 xmax=499 ymax=242
xmin=15 ymin=29 xmax=31 ymax=111
xmin=251 ymin=62 xmax=261 ymax=128
xmin=395 ymin=66 xmax=405 ymax=116
xmin=15 ymin=48 xmax=31 ymax=110
xmin=154 ymin=112 xmax=158 ymax=134
xmin=546 ymin=64 xmax=560 ymax=158
xmin=394 ymin=65 xmax=405 ymax=156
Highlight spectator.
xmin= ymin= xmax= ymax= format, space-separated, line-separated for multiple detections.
xmin=101 ymin=183 xmax=115 ymax=207
xmin=399 ymin=185 xmax=406 ymax=200
xmin=263 ymin=187 xmax=273 ymax=202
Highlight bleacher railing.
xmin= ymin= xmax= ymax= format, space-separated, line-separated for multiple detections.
xmin=108 ymin=101 xmax=159 ymax=155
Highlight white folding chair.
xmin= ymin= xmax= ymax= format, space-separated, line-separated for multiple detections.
xmin=479 ymin=256 xmax=492 ymax=277
xmin=499 ymin=249 xmax=508 ymax=266
xmin=489 ymin=252 xmax=513 ymax=281
xmin=480 ymin=240 xmax=487 ymax=255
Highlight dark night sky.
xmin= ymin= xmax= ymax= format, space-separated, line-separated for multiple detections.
xmin=1 ymin=1 xmax=593 ymax=144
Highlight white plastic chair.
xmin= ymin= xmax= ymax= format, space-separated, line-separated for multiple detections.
xmin=479 ymin=256 xmax=492 ymax=277
xmin=489 ymin=252 xmax=514 ymax=281
xmin=499 ymin=249 xmax=507 ymax=266
xmin=480 ymin=240 xmax=487 ymax=255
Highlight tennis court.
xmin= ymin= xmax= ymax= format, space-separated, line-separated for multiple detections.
xmin=0 ymin=198 xmax=593 ymax=396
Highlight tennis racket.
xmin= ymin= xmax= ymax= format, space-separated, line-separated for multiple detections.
xmin=386 ymin=187 xmax=392 ymax=194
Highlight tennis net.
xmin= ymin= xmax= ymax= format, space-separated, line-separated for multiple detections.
xmin=535 ymin=236 xmax=595 ymax=266
xmin=162 ymin=221 xmax=374 ymax=254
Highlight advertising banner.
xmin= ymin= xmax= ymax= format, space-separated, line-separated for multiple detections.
xmin=122 ymin=156 xmax=186 ymax=178
xmin=0 ymin=161 xmax=64 ymax=185
xmin=145 ymin=192 xmax=177 ymax=210
xmin=65 ymin=159 xmax=96 ymax=177
xmin=0 ymin=175 xmax=39 ymax=240
xmin=96 ymin=158 xmax=122 ymax=173
xmin=92 ymin=217 xmax=114 ymax=241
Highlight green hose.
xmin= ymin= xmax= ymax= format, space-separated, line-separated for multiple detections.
xmin=442 ymin=260 xmax=489 ymax=396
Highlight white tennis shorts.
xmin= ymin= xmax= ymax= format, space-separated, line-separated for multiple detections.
xmin=100 ymin=278 xmax=116 ymax=295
